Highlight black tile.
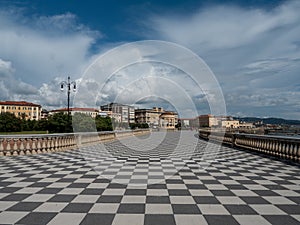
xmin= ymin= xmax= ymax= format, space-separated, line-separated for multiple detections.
xmin=193 ymin=196 xmax=220 ymax=204
xmin=172 ymin=204 xmax=201 ymax=214
xmin=204 ymin=215 xmax=239 ymax=225
xmin=277 ymin=205 xmax=300 ymax=214
xmin=202 ymin=180 xmax=221 ymax=184
xmin=185 ymin=184 xmax=206 ymax=189
xmin=147 ymin=184 xmax=167 ymax=189
xmin=80 ymin=188 xmax=104 ymax=195
xmin=264 ymin=215 xmax=300 ymax=225
xmin=62 ymin=203 xmax=93 ymax=213
xmin=130 ymin=179 xmax=148 ymax=184
xmin=180 ymin=176 xmax=198 ymax=180
xmin=240 ymin=197 xmax=270 ymax=204
xmin=37 ymin=188 xmax=63 ymax=194
xmin=273 ymin=180 xmax=294 ymax=185
xmin=16 ymin=212 xmax=56 ymax=225
xmin=49 ymin=174 xmax=66 ymax=178
xmin=168 ymin=189 xmax=190 ymax=196
xmin=288 ymin=197 xmax=300 ymax=204
xmin=0 ymin=187 xmax=22 ymax=193
xmin=145 ymin=215 xmax=176 ymax=225
xmin=1 ymin=194 xmax=30 ymax=201
xmin=225 ymin=205 xmax=258 ymax=215
xmin=97 ymin=195 xmax=123 ymax=203
xmin=80 ymin=213 xmax=114 ymax=225
xmin=225 ymin=184 xmax=247 ymax=190
xmin=107 ymin=183 xmax=127 ymax=189
xmin=117 ymin=203 xmax=145 ymax=214
xmin=263 ymin=185 xmax=287 ymax=190
xmin=58 ymin=178 xmax=77 ymax=183
xmin=48 ymin=194 xmax=76 ymax=202
xmin=253 ymin=190 xmax=280 ymax=196
xmin=68 ymin=183 xmax=90 ymax=188
xmin=7 ymin=202 xmax=42 ymax=211
xmin=238 ymin=180 xmax=257 ymax=185
xmin=125 ymin=189 xmax=147 ymax=195
xmin=29 ymin=182 xmax=52 ymax=187
xmin=22 ymin=178 xmax=41 ymax=182
xmin=146 ymin=196 xmax=170 ymax=204
xmin=166 ymin=179 xmax=184 ymax=184
xmin=210 ymin=190 xmax=235 ymax=196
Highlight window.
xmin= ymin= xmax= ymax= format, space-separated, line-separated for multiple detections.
xmin=1 ymin=106 xmax=4 ymax=109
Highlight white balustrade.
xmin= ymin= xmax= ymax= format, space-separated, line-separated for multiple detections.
xmin=199 ymin=130 xmax=300 ymax=162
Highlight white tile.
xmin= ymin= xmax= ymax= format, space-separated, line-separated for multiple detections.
xmin=197 ymin=204 xmax=230 ymax=215
xmin=89 ymin=203 xmax=119 ymax=213
xmin=112 ymin=214 xmax=144 ymax=225
xmin=175 ymin=215 xmax=208 ymax=225
xmin=234 ymin=215 xmax=272 ymax=225
xmin=34 ymin=202 xmax=68 ymax=212
xmin=251 ymin=205 xmax=286 ymax=215
xmin=0 ymin=211 xmax=28 ymax=224
xmin=47 ymin=213 xmax=85 ymax=225
xmin=145 ymin=204 xmax=173 ymax=214
xmin=72 ymin=195 xmax=99 ymax=203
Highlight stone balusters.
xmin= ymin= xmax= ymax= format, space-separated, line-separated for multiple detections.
xmin=0 ymin=129 xmax=150 ymax=157
xmin=199 ymin=130 xmax=300 ymax=163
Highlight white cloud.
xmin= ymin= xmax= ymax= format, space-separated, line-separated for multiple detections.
xmin=1 ymin=2 xmax=300 ymax=120
xmin=144 ymin=0 xmax=300 ymax=119
xmin=0 ymin=9 xmax=99 ymax=87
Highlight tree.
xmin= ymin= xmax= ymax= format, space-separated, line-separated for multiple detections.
xmin=72 ymin=113 xmax=96 ymax=132
xmin=47 ymin=112 xmax=72 ymax=133
xmin=129 ymin=123 xmax=149 ymax=130
xmin=0 ymin=112 xmax=22 ymax=132
xmin=95 ymin=116 xmax=113 ymax=131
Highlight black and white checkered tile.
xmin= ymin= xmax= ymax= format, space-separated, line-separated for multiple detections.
xmin=0 ymin=131 xmax=299 ymax=225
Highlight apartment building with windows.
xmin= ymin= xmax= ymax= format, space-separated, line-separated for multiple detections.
xmin=100 ymin=103 xmax=135 ymax=124
xmin=0 ymin=101 xmax=41 ymax=120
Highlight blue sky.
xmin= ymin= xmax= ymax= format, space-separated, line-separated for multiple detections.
xmin=0 ymin=0 xmax=299 ymax=119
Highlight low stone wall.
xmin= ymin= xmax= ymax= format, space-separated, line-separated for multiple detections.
xmin=0 ymin=129 xmax=150 ymax=156
xmin=199 ymin=130 xmax=300 ymax=163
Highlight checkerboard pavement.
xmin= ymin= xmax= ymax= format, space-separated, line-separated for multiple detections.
xmin=0 ymin=131 xmax=299 ymax=225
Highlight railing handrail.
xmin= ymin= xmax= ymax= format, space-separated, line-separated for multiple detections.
xmin=0 ymin=129 xmax=150 ymax=139
xmin=199 ymin=129 xmax=300 ymax=163
xmin=0 ymin=129 xmax=150 ymax=156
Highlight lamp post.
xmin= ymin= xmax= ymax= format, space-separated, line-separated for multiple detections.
xmin=60 ymin=76 xmax=76 ymax=125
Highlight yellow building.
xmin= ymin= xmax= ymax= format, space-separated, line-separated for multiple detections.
xmin=0 ymin=101 xmax=41 ymax=120
xmin=159 ymin=112 xmax=178 ymax=129
xmin=135 ymin=107 xmax=164 ymax=128
xmin=221 ymin=120 xmax=240 ymax=129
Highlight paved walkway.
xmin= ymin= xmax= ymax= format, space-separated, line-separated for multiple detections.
xmin=0 ymin=131 xmax=299 ymax=225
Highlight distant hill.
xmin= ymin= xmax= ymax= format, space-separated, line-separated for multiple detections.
xmin=233 ymin=117 xmax=300 ymax=125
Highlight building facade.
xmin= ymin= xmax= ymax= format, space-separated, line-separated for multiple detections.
xmin=0 ymin=101 xmax=41 ymax=120
xmin=178 ymin=118 xmax=199 ymax=129
xmin=198 ymin=114 xmax=219 ymax=127
xmin=50 ymin=108 xmax=99 ymax=118
xmin=221 ymin=120 xmax=240 ymax=129
xmin=135 ymin=107 xmax=178 ymax=129
xmin=159 ymin=112 xmax=178 ymax=129
xmin=100 ymin=103 xmax=135 ymax=124
xmin=135 ymin=107 xmax=164 ymax=128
